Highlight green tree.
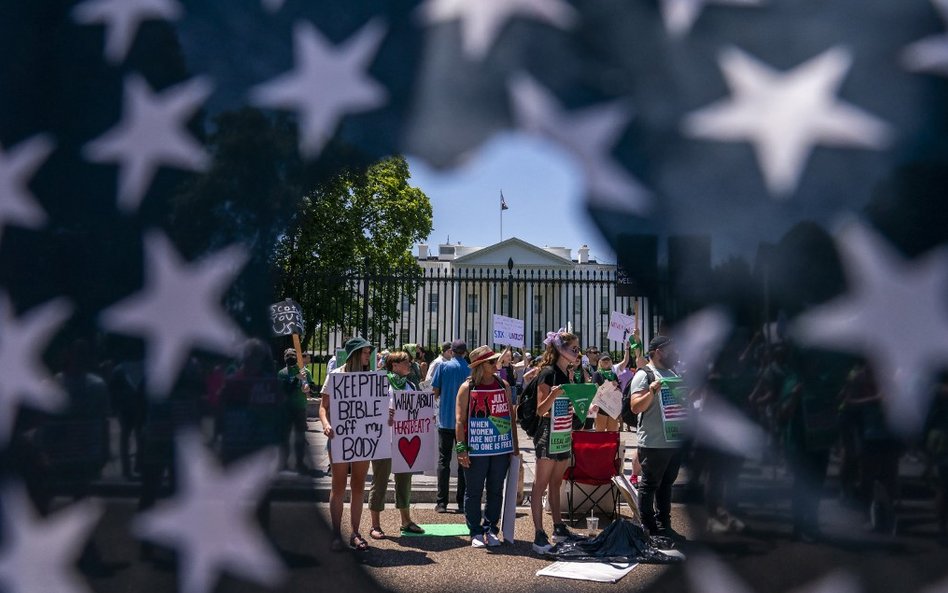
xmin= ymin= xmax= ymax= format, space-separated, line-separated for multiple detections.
xmin=273 ymin=155 xmax=433 ymax=349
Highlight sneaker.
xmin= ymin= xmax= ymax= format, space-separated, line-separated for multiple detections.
xmin=552 ymin=523 xmax=578 ymax=543
xmin=471 ymin=535 xmax=486 ymax=548
xmin=485 ymin=532 xmax=501 ymax=547
xmin=659 ymin=526 xmax=686 ymax=542
xmin=434 ymin=503 xmax=448 ymax=514
xmin=532 ymin=530 xmax=553 ymax=554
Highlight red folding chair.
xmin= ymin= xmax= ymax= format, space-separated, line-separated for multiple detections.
xmin=563 ymin=430 xmax=622 ymax=522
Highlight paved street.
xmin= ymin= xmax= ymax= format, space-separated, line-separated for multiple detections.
xmin=54 ymin=413 xmax=948 ymax=593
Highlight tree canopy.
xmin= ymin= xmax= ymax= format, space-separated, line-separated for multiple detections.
xmin=272 ymin=155 xmax=432 ymax=349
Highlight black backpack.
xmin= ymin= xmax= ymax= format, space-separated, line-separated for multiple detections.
xmin=517 ymin=375 xmax=541 ymax=437
xmin=621 ymin=367 xmax=655 ymax=428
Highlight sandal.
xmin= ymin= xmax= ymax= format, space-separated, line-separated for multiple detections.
xmin=400 ymin=522 xmax=425 ymax=534
xmin=330 ymin=536 xmax=345 ymax=553
xmin=369 ymin=527 xmax=386 ymax=540
xmin=350 ymin=533 xmax=369 ymax=552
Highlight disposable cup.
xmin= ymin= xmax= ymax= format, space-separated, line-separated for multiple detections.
xmin=587 ymin=516 xmax=599 ymax=533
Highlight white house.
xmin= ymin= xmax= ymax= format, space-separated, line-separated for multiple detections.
xmin=387 ymin=237 xmax=654 ymax=353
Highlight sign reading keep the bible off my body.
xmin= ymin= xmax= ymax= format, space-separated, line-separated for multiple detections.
xmin=327 ymin=371 xmax=391 ymax=463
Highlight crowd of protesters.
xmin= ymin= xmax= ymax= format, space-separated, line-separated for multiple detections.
xmin=4 ymin=325 xmax=947 ymax=566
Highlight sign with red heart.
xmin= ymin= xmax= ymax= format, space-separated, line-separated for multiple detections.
xmin=391 ymin=389 xmax=437 ymax=473
xmin=398 ymin=436 xmax=421 ymax=468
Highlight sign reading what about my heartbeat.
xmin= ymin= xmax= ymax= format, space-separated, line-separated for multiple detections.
xmin=392 ymin=389 xmax=437 ymax=473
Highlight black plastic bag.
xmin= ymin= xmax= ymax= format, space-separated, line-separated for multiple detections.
xmin=544 ymin=519 xmax=683 ymax=565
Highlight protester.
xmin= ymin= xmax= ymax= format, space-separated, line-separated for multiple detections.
xmin=455 ymin=346 xmax=519 ymax=547
xmin=402 ymin=344 xmax=423 ymax=386
xmin=778 ymin=349 xmax=844 ymax=542
xmin=530 ymin=329 xmax=582 ymax=553
xmin=277 ymin=347 xmax=314 ymax=473
xmin=496 ymin=348 xmax=517 ymax=404
xmin=431 ymin=339 xmax=470 ymax=513
xmin=591 ymin=353 xmax=621 ymax=432
xmin=320 ymin=336 xmax=375 ymax=552
xmin=425 ymin=342 xmax=453 ymax=386
xmin=109 ymin=358 xmax=147 ymax=480
xmin=582 ymin=346 xmax=600 ymax=383
xmin=628 ymin=335 xmax=685 ymax=539
xmin=368 ymin=350 xmax=426 ymax=538
xmin=218 ymin=339 xmax=285 ymax=533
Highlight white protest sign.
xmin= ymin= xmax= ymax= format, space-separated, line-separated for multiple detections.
xmin=502 ymin=455 xmax=521 ymax=544
xmin=391 ymin=389 xmax=437 ymax=473
xmin=492 ymin=314 xmax=525 ymax=348
xmin=327 ymin=371 xmax=391 ymax=463
xmin=592 ymin=382 xmax=623 ymax=419
xmin=607 ymin=311 xmax=636 ymax=344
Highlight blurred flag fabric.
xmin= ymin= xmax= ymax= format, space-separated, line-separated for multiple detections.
xmin=2 ymin=1 xmax=948 ymax=592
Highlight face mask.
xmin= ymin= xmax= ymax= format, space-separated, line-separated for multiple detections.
xmin=285 ymin=358 xmax=295 ymax=367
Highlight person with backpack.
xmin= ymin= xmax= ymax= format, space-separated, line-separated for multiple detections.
xmin=528 ymin=329 xmax=583 ymax=553
xmin=454 ymin=346 xmax=519 ymax=547
xmin=627 ymin=335 xmax=685 ymax=539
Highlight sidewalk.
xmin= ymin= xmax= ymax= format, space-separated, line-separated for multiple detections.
xmin=83 ymin=415 xmax=645 ymax=502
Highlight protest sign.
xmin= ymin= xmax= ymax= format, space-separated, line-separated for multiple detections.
xmin=270 ymin=298 xmax=305 ymax=365
xmin=492 ymin=314 xmax=525 ymax=348
xmin=607 ymin=311 xmax=636 ymax=344
xmin=592 ymin=382 xmax=623 ymax=419
xmin=391 ymin=389 xmax=437 ymax=473
xmin=502 ymin=455 xmax=521 ymax=544
xmin=269 ymin=298 xmax=304 ymax=336
xmin=468 ymin=388 xmax=513 ymax=456
xmin=658 ymin=376 xmax=689 ymax=442
xmin=549 ymin=396 xmax=573 ymax=454
xmin=327 ymin=371 xmax=391 ymax=463
xmin=559 ymin=384 xmax=597 ymax=422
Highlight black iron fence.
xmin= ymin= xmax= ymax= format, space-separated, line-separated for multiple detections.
xmin=290 ymin=265 xmax=658 ymax=384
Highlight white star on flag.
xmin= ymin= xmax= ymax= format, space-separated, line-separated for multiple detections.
xmin=0 ymin=293 xmax=72 ymax=445
xmin=71 ymin=0 xmax=183 ymax=64
xmin=660 ymin=0 xmax=762 ymax=38
xmin=99 ymin=231 xmax=247 ymax=397
xmin=0 ymin=486 xmax=103 ymax=593
xmin=792 ymin=220 xmax=948 ymax=436
xmin=249 ymin=20 xmax=388 ymax=159
xmin=682 ymin=46 xmax=892 ymax=197
xmin=133 ymin=431 xmax=284 ymax=593
xmin=902 ymin=0 xmax=948 ymax=77
xmin=688 ymin=556 xmax=861 ymax=593
xmin=0 ymin=135 xmax=55 ymax=242
xmin=415 ymin=0 xmax=577 ymax=60
xmin=82 ymin=75 xmax=211 ymax=213
xmin=508 ymin=74 xmax=650 ymax=214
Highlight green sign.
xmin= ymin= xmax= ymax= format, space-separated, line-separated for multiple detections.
xmin=658 ymin=377 xmax=689 ymax=442
xmin=549 ymin=396 xmax=573 ymax=454
xmin=559 ymin=384 xmax=597 ymax=422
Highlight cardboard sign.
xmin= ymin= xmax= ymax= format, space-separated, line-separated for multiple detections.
xmin=327 ymin=371 xmax=391 ymax=463
xmin=607 ymin=311 xmax=636 ymax=344
xmin=559 ymin=384 xmax=597 ymax=422
xmin=269 ymin=299 xmax=304 ymax=336
xmin=658 ymin=376 xmax=689 ymax=442
xmin=468 ymin=388 xmax=513 ymax=456
xmin=592 ymin=382 xmax=623 ymax=419
xmin=492 ymin=314 xmax=525 ymax=348
xmin=391 ymin=389 xmax=437 ymax=473
xmin=549 ymin=396 xmax=573 ymax=454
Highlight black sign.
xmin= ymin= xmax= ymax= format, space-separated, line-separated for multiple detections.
xmin=269 ymin=299 xmax=304 ymax=336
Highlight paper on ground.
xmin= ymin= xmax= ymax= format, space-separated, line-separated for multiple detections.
xmin=502 ymin=454 xmax=521 ymax=543
xmin=537 ymin=561 xmax=638 ymax=582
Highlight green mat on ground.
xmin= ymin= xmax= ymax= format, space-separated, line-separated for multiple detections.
xmin=400 ymin=523 xmax=470 ymax=537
